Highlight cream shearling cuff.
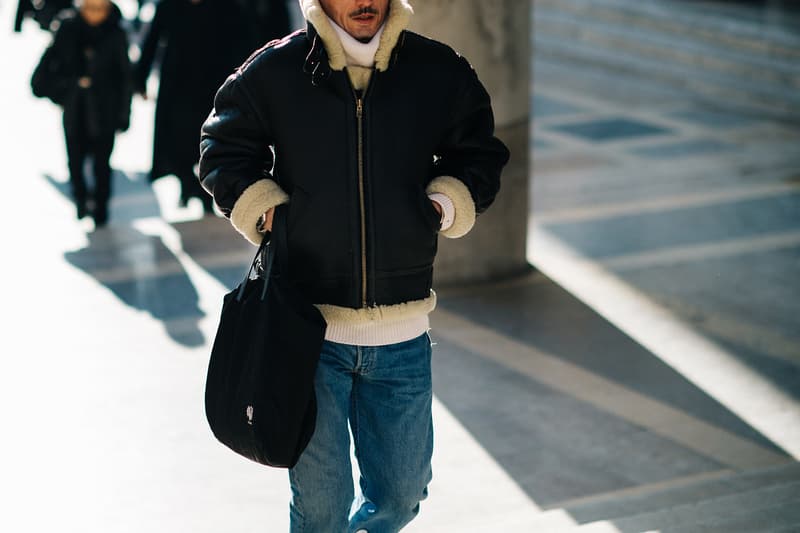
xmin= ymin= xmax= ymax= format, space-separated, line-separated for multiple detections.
xmin=299 ymin=0 xmax=413 ymax=72
xmin=230 ymin=179 xmax=289 ymax=245
xmin=426 ymin=176 xmax=476 ymax=238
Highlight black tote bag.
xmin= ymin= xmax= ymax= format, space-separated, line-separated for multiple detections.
xmin=204 ymin=206 xmax=326 ymax=468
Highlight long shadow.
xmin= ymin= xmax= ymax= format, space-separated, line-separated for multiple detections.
xmin=169 ymin=215 xmax=255 ymax=290
xmin=538 ymin=191 xmax=800 ymax=403
xmin=48 ymin=169 xmax=205 ymax=347
xmin=431 ymin=273 xmax=795 ymax=516
xmin=64 ymin=224 xmax=205 ymax=347
xmin=43 ymin=169 xmax=162 ymax=223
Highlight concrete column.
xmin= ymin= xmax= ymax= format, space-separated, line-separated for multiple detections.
xmin=409 ymin=0 xmax=532 ymax=285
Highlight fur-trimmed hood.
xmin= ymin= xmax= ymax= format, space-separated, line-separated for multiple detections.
xmin=299 ymin=0 xmax=413 ymax=72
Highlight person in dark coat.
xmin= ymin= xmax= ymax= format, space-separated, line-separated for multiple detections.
xmin=237 ymin=0 xmax=292 ymax=48
xmin=31 ymin=0 xmax=132 ymax=227
xmin=14 ymin=0 xmax=35 ymax=32
xmin=17 ymin=0 xmax=75 ymax=32
xmin=134 ymin=0 xmax=250 ymax=212
xmin=131 ymin=0 xmax=151 ymax=30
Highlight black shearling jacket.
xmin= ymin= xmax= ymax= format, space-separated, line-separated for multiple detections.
xmin=199 ymin=25 xmax=509 ymax=310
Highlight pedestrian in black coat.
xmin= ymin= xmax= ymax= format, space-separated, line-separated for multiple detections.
xmin=134 ymin=0 xmax=250 ymax=212
xmin=31 ymin=0 xmax=132 ymax=227
xmin=14 ymin=0 xmax=34 ymax=32
xmin=17 ymin=0 xmax=75 ymax=32
xmin=237 ymin=0 xmax=292 ymax=48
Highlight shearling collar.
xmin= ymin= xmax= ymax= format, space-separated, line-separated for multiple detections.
xmin=328 ymin=14 xmax=384 ymax=68
xmin=299 ymin=0 xmax=413 ymax=72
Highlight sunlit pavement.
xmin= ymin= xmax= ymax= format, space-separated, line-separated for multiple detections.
xmin=1 ymin=2 xmax=799 ymax=532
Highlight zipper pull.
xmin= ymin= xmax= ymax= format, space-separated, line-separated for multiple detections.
xmin=356 ymin=98 xmax=363 ymax=119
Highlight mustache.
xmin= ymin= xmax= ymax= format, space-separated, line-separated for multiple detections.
xmin=349 ymin=7 xmax=379 ymax=17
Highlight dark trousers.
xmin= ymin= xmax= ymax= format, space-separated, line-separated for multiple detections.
xmin=64 ymin=125 xmax=115 ymax=219
xmin=176 ymin=168 xmax=213 ymax=212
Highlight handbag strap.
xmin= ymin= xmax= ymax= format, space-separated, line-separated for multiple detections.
xmin=235 ymin=204 xmax=289 ymax=303
xmin=271 ymin=204 xmax=290 ymax=277
xmin=236 ymin=228 xmax=275 ymax=302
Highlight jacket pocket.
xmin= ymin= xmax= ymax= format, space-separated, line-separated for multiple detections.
xmin=416 ymin=187 xmax=442 ymax=233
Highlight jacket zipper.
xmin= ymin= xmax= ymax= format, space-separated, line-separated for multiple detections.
xmin=356 ymin=96 xmax=368 ymax=307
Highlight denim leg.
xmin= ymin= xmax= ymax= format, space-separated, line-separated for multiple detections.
xmin=349 ymin=333 xmax=434 ymax=533
xmin=289 ymin=341 xmax=356 ymax=533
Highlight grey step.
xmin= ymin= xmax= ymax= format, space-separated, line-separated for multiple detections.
xmin=532 ymin=0 xmax=800 ymax=121
xmin=533 ymin=36 xmax=800 ymax=116
xmin=535 ymin=0 xmax=800 ymax=60
xmin=532 ymin=57 xmax=689 ymax=110
xmin=667 ymin=499 xmax=800 ymax=533
xmin=533 ymin=46 xmax=800 ymax=123
xmin=532 ymin=32 xmax=800 ymax=105
xmin=533 ymin=10 xmax=800 ymax=85
xmin=537 ymin=462 xmax=800 ymax=527
xmin=572 ymin=481 xmax=800 ymax=532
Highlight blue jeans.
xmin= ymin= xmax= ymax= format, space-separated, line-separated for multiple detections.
xmin=289 ymin=333 xmax=434 ymax=533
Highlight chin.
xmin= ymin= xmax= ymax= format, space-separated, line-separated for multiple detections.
xmin=353 ymin=28 xmax=378 ymax=42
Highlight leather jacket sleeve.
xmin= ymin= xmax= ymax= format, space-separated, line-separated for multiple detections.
xmin=432 ymin=56 xmax=510 ymax=215
xmin=199 ymin=73 xmax=277 ymax=218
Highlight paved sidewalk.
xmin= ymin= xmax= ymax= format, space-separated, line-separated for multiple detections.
xmin=2 ymin=3 xmax=799 ymax=532
xmin=529 ymin=53 xmax=800 ymax=460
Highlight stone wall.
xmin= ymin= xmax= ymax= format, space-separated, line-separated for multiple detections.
xmin=409 ymin=0 xmax=532 ymax=284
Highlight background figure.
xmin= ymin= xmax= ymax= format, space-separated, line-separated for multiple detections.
xmin=131 ymin=0 xmax=151 ymax=30
xmin=31 ymin=0 xmax=132 ymax=227
xmin=237 ymin=0 xmax=291 ymax=48
xmin=14 ymin=0 xmax=35 ymax=32
xmin=134 ymin=0 xmax=250 ymax=213
xmin=18 ymin=0 xmax=75 ymax=31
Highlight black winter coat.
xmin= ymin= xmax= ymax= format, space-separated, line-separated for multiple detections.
xmin=237 ymin=0 xmax=292 ymax=49
xmin=134 ymin=0 xmax=251 ymax=180
xmin=200 ymin=27 xmax=509 ymax=309
xmin=31 ymin=4 xmax=131 ymax=139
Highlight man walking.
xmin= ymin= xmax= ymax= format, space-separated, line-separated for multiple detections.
xmin=199 ymin=0 xmax=509 ymax=531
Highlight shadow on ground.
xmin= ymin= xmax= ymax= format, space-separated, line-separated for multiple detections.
xmin=432 ymin=273 xmax=793 ymax=512
xmin=48 ymin=169 xmax=206 ymax=347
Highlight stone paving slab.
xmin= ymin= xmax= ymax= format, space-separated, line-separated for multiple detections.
xmin=3 ymin=3 xmax=800 ymax=532
xmin=547 ymin=118 xmax=673 ymax=142
xmin=531 ymin=64 xmax=800 ymax=389
xmin=429 ymin=330 xmax=726 ymax=506
xmin=437 ymin=278 xmax=787 ymax=454
xmin=544 ymin=193 xmax=800 ymax=259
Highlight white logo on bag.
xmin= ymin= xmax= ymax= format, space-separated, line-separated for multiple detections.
xmin=246 ymin=405 xmax=254 ymax=425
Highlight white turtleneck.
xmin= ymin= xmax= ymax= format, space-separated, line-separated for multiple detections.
xmin=327 ymin=15 xmax=385 ymax=68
